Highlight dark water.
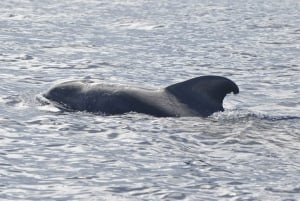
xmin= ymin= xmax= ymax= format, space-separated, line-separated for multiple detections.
xmin=1 ymin=0 xmax=300 ymax=200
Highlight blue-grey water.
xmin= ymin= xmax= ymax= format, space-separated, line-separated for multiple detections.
xmin=1 ymin=0 xmax=300 ymax=200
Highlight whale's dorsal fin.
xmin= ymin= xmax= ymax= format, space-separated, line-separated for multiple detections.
xmin=166 ymin=76 xmax=239 ymax=116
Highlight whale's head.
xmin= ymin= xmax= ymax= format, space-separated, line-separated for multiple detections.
xmin=44 ymin=81 xmax=86 ymax=111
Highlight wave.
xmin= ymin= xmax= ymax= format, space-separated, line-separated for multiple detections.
xmin=212 ymin=109 xmax=300 ymax=122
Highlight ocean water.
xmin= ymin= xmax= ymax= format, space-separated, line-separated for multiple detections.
xmin=1 ymin=0 xmax=300 ymax=200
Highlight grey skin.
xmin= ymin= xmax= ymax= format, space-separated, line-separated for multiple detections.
xmin=43 ymin=76 xmax=239 ymax=117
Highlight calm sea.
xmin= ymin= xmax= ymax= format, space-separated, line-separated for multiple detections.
xmin=1 ymin=0 xmax=299 ymax=200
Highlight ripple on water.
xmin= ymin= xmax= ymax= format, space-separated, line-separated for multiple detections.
xmin=1 ymin=0 xmax=300 ymax=200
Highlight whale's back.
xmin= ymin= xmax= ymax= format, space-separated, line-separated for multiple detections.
xmin=43 ymin=76 xmax=239 ymax=117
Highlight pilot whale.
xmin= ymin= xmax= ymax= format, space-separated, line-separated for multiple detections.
xmin=43 ymin=76 xmax=239 ymax=117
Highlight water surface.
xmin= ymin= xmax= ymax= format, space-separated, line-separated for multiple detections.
xmin=0 ymin=0 xmax=300 ymax=200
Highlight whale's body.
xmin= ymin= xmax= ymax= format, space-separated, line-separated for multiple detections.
xmin=43 ymin=76 xmax=239 ymax=117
